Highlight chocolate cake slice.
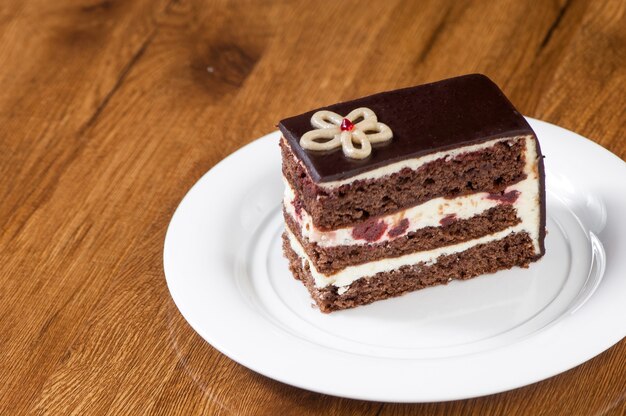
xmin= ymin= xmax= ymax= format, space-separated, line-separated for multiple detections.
xmin=279 ymin=74 xmax=546 ymax=313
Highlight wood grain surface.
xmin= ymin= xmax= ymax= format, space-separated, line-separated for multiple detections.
xmin=1 ymin=0 xmax=624 ymax=414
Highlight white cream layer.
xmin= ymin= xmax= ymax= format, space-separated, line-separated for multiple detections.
xmin=284 ymin=176 xmax=534 ymax=248
xmin=284 ymin=135 xmax=542 ymax=289
xmin=287 ymin=224 xmax=527 ymax=289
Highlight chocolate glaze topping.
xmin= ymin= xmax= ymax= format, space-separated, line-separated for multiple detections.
xmin=279 ymin=74 xmax=535 ymax=183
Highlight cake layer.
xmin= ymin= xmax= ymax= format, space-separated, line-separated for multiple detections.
xmin=283 ymin=133 xmax=542 ymax=282
xmin=285 ymin=204 xmax=520 ymax=274
xmin=285 ymin=216 xmax=539 ymax=290
xmin=283 ymin=231 xmax=537 ymax=313
xmin=284 ymin=174 xmax=538 ymax=248
xmin=281 ymin=135 xmax=529 ymax=230
xmin=278 ymin=74 xmax=535 ymax=183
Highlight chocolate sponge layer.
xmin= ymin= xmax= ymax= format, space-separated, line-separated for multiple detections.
xmin=282 ymin=231 xmax=537 ymax=313
xmin=281 ymin=137 xmax=528 ymax=230
xmin=278 ymin=74 xmax=535 ymax=183
xmin=284 ymin=204 xmax=521 ymax=274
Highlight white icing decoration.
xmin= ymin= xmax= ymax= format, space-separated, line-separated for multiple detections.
xmin=299 ymin=108 xmax=392 ymax=159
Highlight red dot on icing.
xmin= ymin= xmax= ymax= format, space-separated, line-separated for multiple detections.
xmin=340 ymin=118 xmax=355 ymax=131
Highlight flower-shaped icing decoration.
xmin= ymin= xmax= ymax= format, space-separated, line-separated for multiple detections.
xmin=299 ymin=107 xmax=393 ymax=159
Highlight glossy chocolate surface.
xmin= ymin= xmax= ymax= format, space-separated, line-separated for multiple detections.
xmin=279 ymin=74 xmax=535 ymax=183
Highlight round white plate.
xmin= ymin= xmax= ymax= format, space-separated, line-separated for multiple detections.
xmin=163 ymin=118 xmax=626 ymax=402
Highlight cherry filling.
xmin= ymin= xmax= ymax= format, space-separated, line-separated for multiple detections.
xmin=292 ymin=198 xmax=304 ymax=220
xmin=388 ymin=218 xmax=410 ymax=238
xmin=340 ymin=118 xmax=355 ymax=131
xmin=439 ymin=214 xmax=458 ymax=226
xmin=352 ymin=219 xmax=388 ymax=242
xmin=487 ymin=190 xmax=520 ymax=204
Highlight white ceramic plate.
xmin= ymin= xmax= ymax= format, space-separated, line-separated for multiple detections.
xmin=163 ymin=118 xmax=626 ymax=402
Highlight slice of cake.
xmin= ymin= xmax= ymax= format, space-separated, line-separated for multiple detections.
xmin=279 ymin=74 xmax=546 ymax=313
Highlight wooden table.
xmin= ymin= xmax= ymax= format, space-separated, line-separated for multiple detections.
xmin=1 ymin=0 xmax=624 ymax=414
